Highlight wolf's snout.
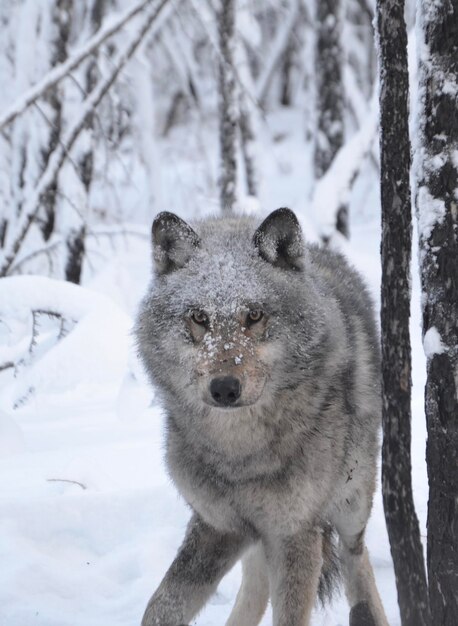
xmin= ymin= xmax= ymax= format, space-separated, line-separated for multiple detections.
xmin=210 ymin=376 xmax=241 ymax=407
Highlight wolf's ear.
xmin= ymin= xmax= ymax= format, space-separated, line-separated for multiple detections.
xmin=253 ymin=208 xmax=304 ymax=270
xmin=152 ymin=212 xmax=200 ymax=275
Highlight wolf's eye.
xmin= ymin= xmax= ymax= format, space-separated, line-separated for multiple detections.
xmin=191 ymin=310 xmax=208 ymax=326
xmin=247 ymin=309 xmax=264 ymax=324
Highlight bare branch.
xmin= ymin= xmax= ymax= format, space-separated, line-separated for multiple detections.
xmin=8 ymin=238 xmax=62 ymax=275
xmin=8 ymin=225 xmax=149 ymax=274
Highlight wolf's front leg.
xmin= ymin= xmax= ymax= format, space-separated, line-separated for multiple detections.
xmin=142 ymin=513 xmax=247 ymax=626
xmin=225 ymin=542 xmax=270 ymax=626
xmin=265 ymin=527 xmax=323 ymax=626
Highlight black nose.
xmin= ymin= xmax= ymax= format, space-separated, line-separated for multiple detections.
xmin=210 ymin=376 xmax=241 ymax=406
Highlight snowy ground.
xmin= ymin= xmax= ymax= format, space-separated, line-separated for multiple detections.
xmin=0 ymin=108 xmax=428 ymax=625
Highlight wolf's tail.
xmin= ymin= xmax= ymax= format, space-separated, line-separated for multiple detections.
xmin=318 ymin=525 xmax=341 ymax=605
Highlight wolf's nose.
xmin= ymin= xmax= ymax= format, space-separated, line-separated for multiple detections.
xmin=210 ymin=376 xmax=241 ymax=406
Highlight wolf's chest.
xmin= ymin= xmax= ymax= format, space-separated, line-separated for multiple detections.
xmin=169 ymin=455 xmax=328 ymax=537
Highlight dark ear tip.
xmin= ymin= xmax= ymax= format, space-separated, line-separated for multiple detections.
xmin=254 ymin=207 xmax=300 ymax=241
xmin=254 ymin=208 xmax=299 ymax=237
xmin=253 ymin=207 xmax=304 ymax=270
xmin=271 ymin=207 xmax=299 ymax=222
xmin=152 ymin=211 xmax=181 ymax=234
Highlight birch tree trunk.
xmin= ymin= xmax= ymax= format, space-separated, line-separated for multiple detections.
xmin=376 ymin=0 xmax=431 ymax=624
xmin=218 ymin=0 xmax=237 ymax=213
xmin=415 ymin=1 xmax=458 ymax=623
xmin=235 ymin=37 xmax=259 ymax=199
xmin=314 ymin=0 xmax=347 ymax=237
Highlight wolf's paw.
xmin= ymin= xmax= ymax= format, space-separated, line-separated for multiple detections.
xmin=349 ymin=601 xmax=376 ymax=626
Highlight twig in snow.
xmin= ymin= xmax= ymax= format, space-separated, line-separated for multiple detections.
xmin=47 ymin=478 xmax=87 ymax=490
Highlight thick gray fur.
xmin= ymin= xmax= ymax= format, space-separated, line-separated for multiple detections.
xmin=136 ymin=208 xmax=389 ymax=626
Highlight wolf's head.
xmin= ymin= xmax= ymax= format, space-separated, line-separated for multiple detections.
xmin=136 ymin=209 xmax=325 ymax=419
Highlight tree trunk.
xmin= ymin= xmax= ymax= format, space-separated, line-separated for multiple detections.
xmin=314 ymin=0 xmax=344 ymax=177
xmin=65 ymin=226 xmax=86 ymax=284
xmin=415 ymin=2 xmax=458 ymax=623
xmin=376 ymin=0 xmax=431 ymax=624
xmin=41 ymin=0 xmax=74 ymax=241
xmin=238 ymin=94 xmax=257 ymax=198
xmin=65 ymin=0 xmax=106 ymax=284
xmin=235 ymin=37 xmax=259 ymax=199
xmin=218 ymin=0 xmax=237 ymax=213
xmin=314 ymin=0 xmax=347 ymax=238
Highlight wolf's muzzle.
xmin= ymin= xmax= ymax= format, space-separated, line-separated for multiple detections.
xmin=210 ymin=376 xmax=241 ymax=407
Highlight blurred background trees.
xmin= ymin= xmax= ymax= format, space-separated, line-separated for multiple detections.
xmin=0 ymin=0 xmax=378 ymax=281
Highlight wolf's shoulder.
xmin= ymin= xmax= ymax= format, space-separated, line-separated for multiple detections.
xmin=307 ymin=244 xmax=378 ymax=335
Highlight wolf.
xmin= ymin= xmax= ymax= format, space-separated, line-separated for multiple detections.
xmin=135 ymin=208 xmax=389 ymax=626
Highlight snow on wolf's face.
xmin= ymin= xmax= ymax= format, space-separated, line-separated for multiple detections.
xmin=136 ymin=209 xmax=314 ymax=414
xmin=185 ymin=299 xmax=271 ymax=408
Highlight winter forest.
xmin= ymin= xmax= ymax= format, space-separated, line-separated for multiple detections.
xmin=0 ymin=0 xmax=457 ymax=624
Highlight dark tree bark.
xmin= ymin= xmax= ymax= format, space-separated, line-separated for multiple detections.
xmin=315 ymin=0 xmax=344 ymax=177
xmin=280 ymin=37 xmax=294 ymax=107
xmin=41 ymin=0 xmax=74 ymax=241
xmin=238 ymin=97 xmax=257 ymax=198
xmin=217 ymin=0 xmax=237 ymax=213
xmin=65 ymin=0 xmax=106 ymax=284
xmin=415 ymin=2 xmax=458 ymax=623
xmin=234 ymin=35 xmax=259 ymax=200
xmin=65 ymin=226 xmax=86 ymax=284
xmin=376 ymin=1 xmax=431 ymax=625
xmin=314 ymin=0 xmax=347 ymax=238
xmin=0 ymin=219 xmax=7 ymax=248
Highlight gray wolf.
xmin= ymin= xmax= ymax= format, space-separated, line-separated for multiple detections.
xmin=135 ymin=208 xmax=389 ymax=626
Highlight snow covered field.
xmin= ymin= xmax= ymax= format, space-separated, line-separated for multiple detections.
xmin=0 ymin=108 xmax=428 ymax=626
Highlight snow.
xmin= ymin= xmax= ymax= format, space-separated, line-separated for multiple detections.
xmin=423 ymin=326 xmax=446 ymax=358
xmin=412 ymin=4 xmax=452 ymax=247
xmin=416 ymin=185 xmax=446 ymax=241
xmin=0 ymin=276 xmax=131 ymax=412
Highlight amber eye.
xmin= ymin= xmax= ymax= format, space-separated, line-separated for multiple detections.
xmin=191 ymin=310 xmax=208 ymax=325
xmin=248 ymin=309 xmax=264 ymax=324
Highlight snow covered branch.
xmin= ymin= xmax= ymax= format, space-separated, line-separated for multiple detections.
xmin=0 ymin=0 xmax=156 ymax=131
xmin=0 ymin=276 xmax=131 ymax=408
xmin=0 ymin=0 xmax=171 ymax=277
xmin=312 ymin=89 xmax=378 ymax=239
